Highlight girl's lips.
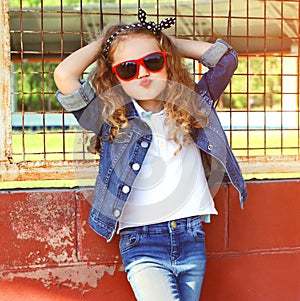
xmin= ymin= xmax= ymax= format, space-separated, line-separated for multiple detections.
xmin=140 ymin=78 xmax=151 ymax=87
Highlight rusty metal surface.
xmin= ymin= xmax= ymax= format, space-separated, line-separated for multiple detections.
xmin=0 ymin=0 xmax=12 ymax=163
xmin=1 ymin=156 xmax=299 ymax=182
xmin=238 ymin=155 xmax=300 ymax=175
xmin=0 ymin=160 xmax=98 ymax=181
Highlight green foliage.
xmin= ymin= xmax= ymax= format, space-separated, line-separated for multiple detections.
xmin=10 ymin=0 xmax=116 ymax=8
xmin=229 ymin=57 xmax=282 ymax=110
xmin=9 ymin=0 xmax=283 ymax=112
xmin=12 ymin=56 xmax=283 ymax=112
xmin=9 ymin=0 xmax=180 ymax=8
xmin=12 ymin=62 xmax=60 ymax=112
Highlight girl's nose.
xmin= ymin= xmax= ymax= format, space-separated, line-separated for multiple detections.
xmin=137 ymin=64 xmax=150 ymax=79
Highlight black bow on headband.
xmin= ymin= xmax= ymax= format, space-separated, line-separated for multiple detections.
xmin=104 ymin=8 xmax=176 ymax=58
xmin=138 ymin=8 xmax=176 ymax=35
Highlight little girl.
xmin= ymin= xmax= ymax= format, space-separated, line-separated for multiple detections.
xmin=54 ymin=8 xmax=247 ymax=301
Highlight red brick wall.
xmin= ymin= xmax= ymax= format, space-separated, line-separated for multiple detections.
xmin=0 ymin=181 xmax=299 ymax=300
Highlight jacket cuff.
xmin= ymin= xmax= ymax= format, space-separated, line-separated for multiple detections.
xmin=199 ymin=38 xmax=232 ymax=68
xmin=56 ymin=80 xmax=96 ymax=112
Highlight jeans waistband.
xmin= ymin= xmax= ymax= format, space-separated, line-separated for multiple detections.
xmin=119 ymin=215 xmax=203 ymax=235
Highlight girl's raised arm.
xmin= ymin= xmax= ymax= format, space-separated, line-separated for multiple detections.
xmin=54 ymin=40 xmax=101 ymax=95
xmin=170 ymin=37 xmax=213 ymax=60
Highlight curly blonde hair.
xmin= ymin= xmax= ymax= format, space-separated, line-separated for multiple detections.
xmin=88 ymin=23 xmax=207 ymax=154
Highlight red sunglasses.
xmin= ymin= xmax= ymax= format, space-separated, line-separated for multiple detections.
xmin=112 ymin=51 xmax=167 ymax=81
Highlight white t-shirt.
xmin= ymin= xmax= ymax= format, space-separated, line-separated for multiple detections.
xmin=118 ymin=100 xmax=217 ymax=231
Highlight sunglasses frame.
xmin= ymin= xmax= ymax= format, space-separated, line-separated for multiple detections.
xmin=112 ymin=51 xmax=167 ymax=81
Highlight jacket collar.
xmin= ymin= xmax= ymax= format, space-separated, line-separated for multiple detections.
xmin=125 ymin=99 xmax=140 ymax=119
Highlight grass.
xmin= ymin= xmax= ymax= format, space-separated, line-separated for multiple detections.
xmin=11 ymin=130 xmax=96 ymax=161
xmin=227 ymin=129 xmax=300 ymax=157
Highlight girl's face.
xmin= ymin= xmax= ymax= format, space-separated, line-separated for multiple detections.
xmin=111 ymin=36 xmax=168 ymax=101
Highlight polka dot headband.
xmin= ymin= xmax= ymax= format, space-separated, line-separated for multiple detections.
xmin=104 ymin=8 xmax=176 ymax=58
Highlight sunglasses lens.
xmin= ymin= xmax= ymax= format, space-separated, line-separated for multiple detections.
xmin=116 ymin=62 xmax=137 ymax=80
xmin=144 ymin=53 xmax=165 ymax=71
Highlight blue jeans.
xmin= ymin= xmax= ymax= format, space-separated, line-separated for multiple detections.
xmin=119 ymin=216 xmax=206 ymax=301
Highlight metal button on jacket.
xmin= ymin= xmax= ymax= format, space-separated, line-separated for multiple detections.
xmin=132 ymin=163 xmax=140 ymax=171
xmin=141 ymin=141 xmax=149 ymax=148
xmin=122 ymin=185 xmax=130 ymax=194
xmin=113 ymin=209 xmax=121 ymax=218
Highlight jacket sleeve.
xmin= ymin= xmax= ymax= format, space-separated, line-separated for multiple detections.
xmin=196 ymin=39 xmax=238 ymax=104
xmin=56 ymin=80 xmax=104 ymax=134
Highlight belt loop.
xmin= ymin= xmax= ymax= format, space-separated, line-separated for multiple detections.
xmin=142 ymin=225 xmax=148 ymax=237
xmin=187 ymin=217 xmax=192 ymax=233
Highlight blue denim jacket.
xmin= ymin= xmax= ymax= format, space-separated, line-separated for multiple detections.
xmin=56 ymin=39 xmax=248 ymax=242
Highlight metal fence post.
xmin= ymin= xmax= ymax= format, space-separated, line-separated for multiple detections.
xmin=0 ymin=0 xmax=12 ymax=163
